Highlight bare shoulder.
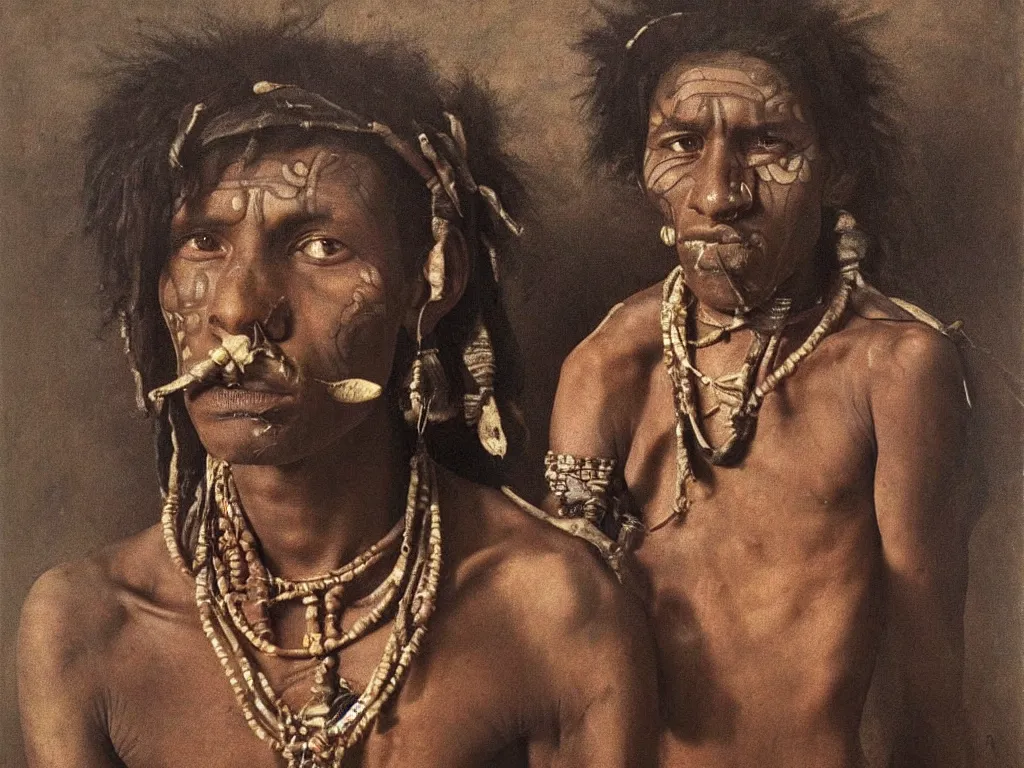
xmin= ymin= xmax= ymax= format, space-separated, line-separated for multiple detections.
xmin=831 ymin=286 xmax=969 ymax=442
xmin=842 ymin=287 xmax=964 ymax=390
xmin=551 ymin=281 xmax=665 ymax=455
xmin=439 ymin=472 xmax=657 ymax=753
xmin=443 ymin=472 xmax=645 ymax=646
xmin=561 ymin=282 xmax=663 ymax=392
xmin=19 ymin=525 xmax=184 ymax=680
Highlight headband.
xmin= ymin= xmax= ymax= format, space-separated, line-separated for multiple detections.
xmin=167 ymin=81 xmax=522 ymax=243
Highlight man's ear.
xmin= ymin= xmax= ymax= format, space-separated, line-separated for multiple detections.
xmin=403 ymin=227 xmax=470 ymax=339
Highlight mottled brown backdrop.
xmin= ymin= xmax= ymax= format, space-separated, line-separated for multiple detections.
xmin=1 ymin=0 xmax=1021 ymax=765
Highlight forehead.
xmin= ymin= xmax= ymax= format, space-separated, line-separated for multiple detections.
xmin=178 ymin=139 xmax=394 ymax=222
xmin=651 ymin=52 xmax=809 ymax=125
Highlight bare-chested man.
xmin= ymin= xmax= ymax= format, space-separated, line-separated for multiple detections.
xmin=545 ymin=1 xmax=971 ymax=766
xmin=17 ymin=24 xmax=656 ymax=768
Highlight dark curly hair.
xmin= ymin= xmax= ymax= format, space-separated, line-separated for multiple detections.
xmin=579 ymin=0 xmax=908 ymax=278
xmin=83 ymin=20 xmax=527 ymax=550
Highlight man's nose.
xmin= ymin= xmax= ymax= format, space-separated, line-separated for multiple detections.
xmin=207 ymin=246 xmax=290 ymax=341
xmin=687 ymin=140 xmax=752 ymax=222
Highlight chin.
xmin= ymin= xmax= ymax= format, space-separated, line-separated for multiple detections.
xmin=194 ymin=418 xmax=300 ymax=465
xmin=686 ymin=262 xmax=782 ymax=312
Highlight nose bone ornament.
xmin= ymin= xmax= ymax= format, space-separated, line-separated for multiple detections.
xmin=148 ymin=327 xmax=382 ymax=410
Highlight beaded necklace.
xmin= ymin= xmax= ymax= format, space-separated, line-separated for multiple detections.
xmin=655 ymin=216 xmax=865 ymax=528
xmin=162 ymin=436 xmax=442 ymax=767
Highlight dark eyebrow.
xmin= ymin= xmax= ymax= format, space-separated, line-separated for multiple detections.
xmin=733 ymin=122 xmax=806 ymax=140
xmin=169 ymin=209 xmax=338 ymax=240
xmin=169 ymin=211 xmax=231 ymax=235
xmin=651 ymin=116 xmax=710 ymax=135
xmin=267 ymin=212 xmax=341 ymax=248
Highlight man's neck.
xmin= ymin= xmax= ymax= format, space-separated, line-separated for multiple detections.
xmin=228 ymin=404 xmax=410 ymax=581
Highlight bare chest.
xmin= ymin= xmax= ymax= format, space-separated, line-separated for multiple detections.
xmin=102 ymin=600 xmax=526 ymax=768
xmin=624 ymin=337 xmax=877 ymax=542
xmin=625 ymin=356 xmax=882 ymax=625
xmin=621 ymin=346 xmax=884 ymax=748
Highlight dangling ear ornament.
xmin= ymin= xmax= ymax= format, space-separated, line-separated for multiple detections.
xmin=477 ymin=396 xmax=507 ymax=458
xmin=118 ymin=312 xmax=148 ymax=414
xmin=401 ymin=222 xmax=460 ymax=430
xmin=462 ymin=318 xmax=507 ymax=458
xmin=660 ymin=224 xmax=677 ymax=247
xmin=402 ymin=346 xmax=456 ymax=428
xmin=425 ymin=223 xmax=448 ymax=306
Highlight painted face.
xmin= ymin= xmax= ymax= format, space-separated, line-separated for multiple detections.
xmin=644 ymin=53 xmax=826 ymax=312
xmin=161 ymin=142 xmax=412 ymax=464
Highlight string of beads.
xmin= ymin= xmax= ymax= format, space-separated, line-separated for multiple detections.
xmin=655 ymin=213 xmax=864 ymax=528
xmin=161 ymin=433 xmax=442 ymax=767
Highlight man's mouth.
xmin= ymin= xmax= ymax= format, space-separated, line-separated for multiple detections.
xmin=683 ymin=225 xmax=745 ymax=246
xmin=191 ymin=384 xmax=295 ymax=419
xmin=682 ymin=231 xmax=766 ymax=274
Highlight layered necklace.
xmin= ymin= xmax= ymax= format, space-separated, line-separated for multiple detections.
xmin=162 ymin=439 xmax=442 ymax=767
xmin=656 ymin=217 xmax=865 ymax=529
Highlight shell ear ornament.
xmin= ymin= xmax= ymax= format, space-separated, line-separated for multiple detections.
xmin=425 ymin=220 xmax=448 ymax=307
xmin=402 ymin=347 xmax=458 ymax=428
xmin=660 ymin=224 xmax=677 ymax=247
xmin=401 ymin=210 xmax=462 ymax=432
xmin=462 ymin=318 xmax=507 ymax=458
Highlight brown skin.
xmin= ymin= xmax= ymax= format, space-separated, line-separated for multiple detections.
xmin=549 ymin=54 xmax=970 ymax=767
xmin=18 ymin=141 xmax=658 ymax=767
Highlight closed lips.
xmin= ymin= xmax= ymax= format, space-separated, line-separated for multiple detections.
xmin=194 ymin=386 xmax=294 ymax=414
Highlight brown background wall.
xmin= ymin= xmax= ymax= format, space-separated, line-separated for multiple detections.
xmin=1 ymin=0 xmax=1020 ymax=765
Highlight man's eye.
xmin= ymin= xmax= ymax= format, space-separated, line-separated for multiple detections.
xmin=176 ymin=232 xmax=224 ymax=259
xmin=295 ymin=237 xmax=349 ymax=264
xmin=189 ymin=233 xmax=221 ymax=251
xmin=667 ymin=135 xmax=704 ymax=154
xmin=750 ymin=134 xmax=790 ymax=153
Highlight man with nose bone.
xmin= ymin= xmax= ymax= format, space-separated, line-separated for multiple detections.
xmin=18 ymin=23 xmax=656 ymax=768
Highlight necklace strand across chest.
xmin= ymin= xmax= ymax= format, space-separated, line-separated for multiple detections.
xmin=162 ymin=438 xmax=443 ymax=767
xmin=656 ymin=265 xmax=854 ymax=530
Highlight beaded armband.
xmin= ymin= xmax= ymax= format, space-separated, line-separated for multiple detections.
xmin=544 ymin=453 xmax=614 ymax=524
xmin=544 ymin=451 xmax=644 ymax=552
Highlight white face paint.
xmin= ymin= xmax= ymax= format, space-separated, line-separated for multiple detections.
xmin=161 ymin=142 xmax=410 ymax=466
xmin=644 ymin=53 xmax=828 ymax=313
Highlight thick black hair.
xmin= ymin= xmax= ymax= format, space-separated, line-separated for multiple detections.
xmin=83 ymin=20 xmax=527 ymax=527
xmin=579 ymin=0 xmax=908 ymax=277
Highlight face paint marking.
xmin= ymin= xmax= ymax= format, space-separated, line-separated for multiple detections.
xmin=209 ymin=150 xmax=333 ymax=226
xmin=162 ymin=309 xmax=192 ymax=369
xmin=176 ymin=272 xmax=209 ymax=309
xmin=280 ymin=162 xmax=307 ymax=187
xmin=646 ymin=155 xmax=694 ymax=198
xmin=331 ymin=264 xmax=387 ymax=365
xmin=644 ymin=55 xmax=827 ymax=312
xmin=359 ymin=266 xmax=382 ymax=289
xmin=302 ymin=150 xmax=333 ymax=214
